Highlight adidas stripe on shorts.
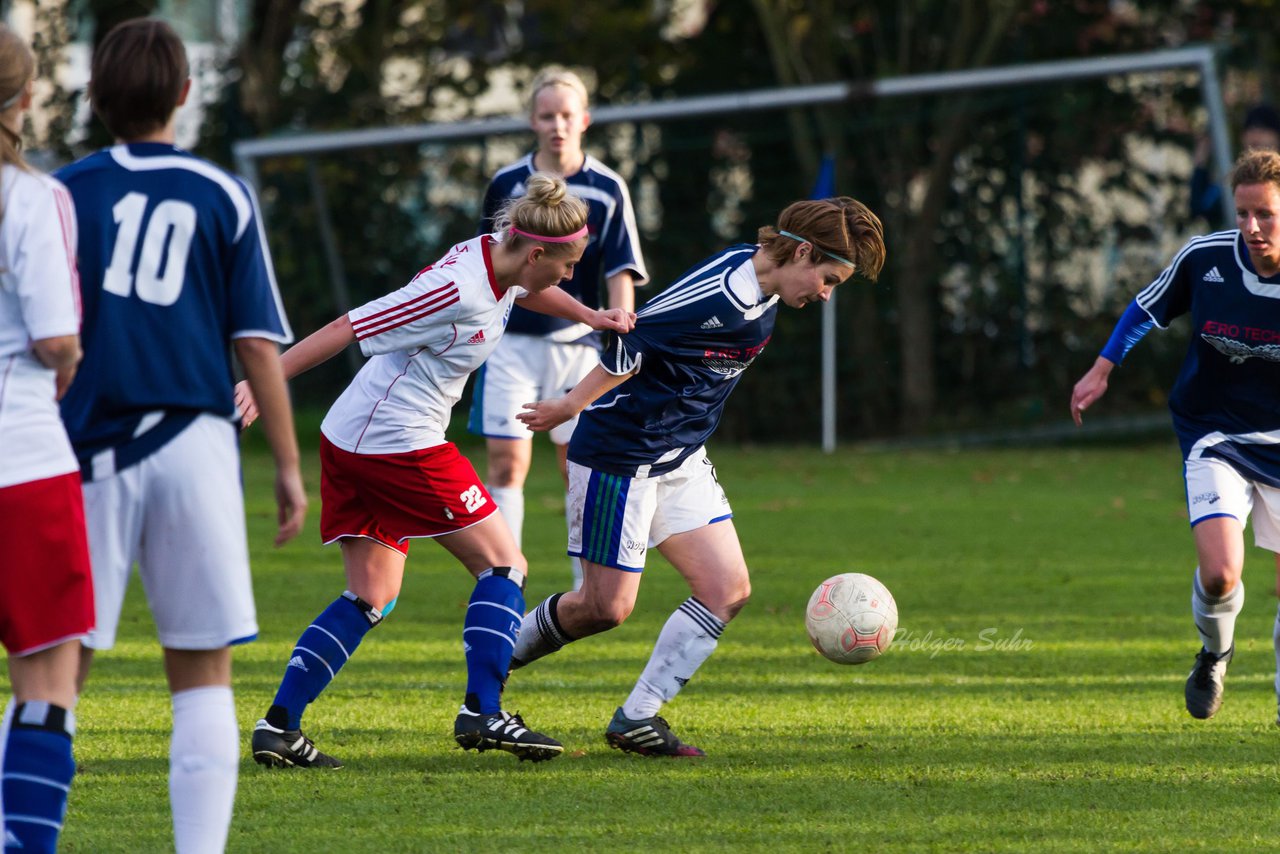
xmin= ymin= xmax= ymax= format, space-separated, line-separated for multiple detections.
xmin=567 ymin=446 xmax=733 ymax=571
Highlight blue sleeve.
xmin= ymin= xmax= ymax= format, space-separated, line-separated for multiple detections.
xmin=228 ymin=184 xmax=292 ymax=343
xmin=1099 ymin=299 xmax=1154 ymax=364
xmin=1189 ymin=166 xmax=1221 ymax=223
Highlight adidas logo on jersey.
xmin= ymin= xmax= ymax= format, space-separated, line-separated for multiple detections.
xmin=467 ymin=330 xmax=486 ymax=344
xmin=700 ymin=316 xmax=723 ymax=329
xmin=1203 ymin=266 xmax=1225 ymax=282
xmin=287 ymin=655 xmax=308 ymax=672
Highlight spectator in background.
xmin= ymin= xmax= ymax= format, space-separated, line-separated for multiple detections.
xmin=1190 ymin=103 xmax=1280 ymax=229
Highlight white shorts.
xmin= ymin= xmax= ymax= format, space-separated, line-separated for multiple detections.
xmin=82 ymin=414 xmax=257 ymax=650
xmin=469 ymin=333 xmax=597 ymax=445
xmin=567 ymin=448 xmax=733 ymax=571
xmin=1185 ymin=455 xmax=1280 ymax=551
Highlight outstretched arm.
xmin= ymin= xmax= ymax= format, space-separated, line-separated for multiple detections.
xmin=1070 ymin=356 xmax=1116 ymax=427
xmin=517 ymin=364 xmax=634 ymax=432
xmin=518 ymin=286 xmax=635 ymax=334
xmin=236 ymin=314 xmax=356 ymax=426
xmin=1071 ymin=299 xmax=1154 ymax=426
xmin=233 ymin=337 xmax=307 ymax=546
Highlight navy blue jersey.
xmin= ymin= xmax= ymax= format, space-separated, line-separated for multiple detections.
xmin=56 ymin=143 xmax=291 ymax=475
xmin=478 ymin=153 xmax=647 ymax=341
xmin=569 ymin=244 xmax=777 ymax=477
xmin=1136 ymin=230 xmax=1280 ymax=485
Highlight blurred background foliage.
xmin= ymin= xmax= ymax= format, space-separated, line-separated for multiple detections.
xmin=27 ymin=0 xmax=1280 ymax=442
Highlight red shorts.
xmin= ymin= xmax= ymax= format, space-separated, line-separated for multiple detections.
xmin=0 ymin=471 xmax=95 ymax=656
xmin=319 ymin=436 xmax=498 ymax=554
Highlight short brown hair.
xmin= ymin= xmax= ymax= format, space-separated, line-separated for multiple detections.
xmin=1230 ymin=149 xmax=1280 ymax=193
xmin=90 ymin=18 xmax=188 ymax=141
xmin=758 ymin=197 xmax=886 ymax=281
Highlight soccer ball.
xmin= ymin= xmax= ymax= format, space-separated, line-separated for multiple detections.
xmin=805 ymin=572 xmax=898 ymax=664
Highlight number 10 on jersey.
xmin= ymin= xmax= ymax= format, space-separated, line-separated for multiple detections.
xmin=103 ymin=191 xmax=197 ymax=306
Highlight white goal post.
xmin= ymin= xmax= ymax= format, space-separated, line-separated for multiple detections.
xmin=233 ymin=46 xmax=1229 ymax=451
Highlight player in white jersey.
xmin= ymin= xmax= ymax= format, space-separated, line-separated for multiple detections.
xmin=513 ymin=198 xmax=886 ymax=755
xmin=55 ymin=20 xmax=306 ymax=854
xmin=1072 ymin=149 xmax=1280 ymax=723
xmin=469 ymin=66 xmax=648 ymax=590
xmin=0 ymin=26 xmax=94 ymax=853
xmin=240 ymin=173 xmax=634 ymax=767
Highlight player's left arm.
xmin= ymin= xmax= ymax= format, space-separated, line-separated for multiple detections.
xmin=518 ymin=286 xmax=634 ymax=333
xmin=234 ymin=337 xmax=307 ymax=546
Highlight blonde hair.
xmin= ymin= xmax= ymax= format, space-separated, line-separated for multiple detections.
xmin=758 ymin=197 xmax=886 ymax=281
xmin=526 ymin=66 xmax=590 ymax=116
xmin=0 ymin=24 xmax=34 ymax=173
xmin=494 ymin=173 xmax=589 ymax=256
xmin=1230 ymin=149 xmax=1280 ymax=194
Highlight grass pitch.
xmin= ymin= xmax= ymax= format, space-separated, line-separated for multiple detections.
xmin=30 ymin=431 xmax=1280 ymax=852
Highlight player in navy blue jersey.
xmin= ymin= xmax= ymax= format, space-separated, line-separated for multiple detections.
xmin=512 ymin=197 xmax=886 ymax=755
xmin=56 ymin=19 xmax=305 ymax=853
xmin=469 ymin=66 xmax=648 ymax=590
xmin=1072 ymin=149 xmax=1280 ymax=723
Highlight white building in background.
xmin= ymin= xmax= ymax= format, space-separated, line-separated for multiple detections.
xmin=8 ymin=0 xmax=242 ymax=152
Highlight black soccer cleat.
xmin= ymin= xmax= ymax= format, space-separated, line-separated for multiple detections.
xmin=1185 ymin=645 xmax=1233 ymax=720
xmin=453 ymin=708 xmax=563 ymax=762
xmin=604 ymin=707 xmax=706 ymax=757
xmin=251 ymin=719 xmax=343 ymax=769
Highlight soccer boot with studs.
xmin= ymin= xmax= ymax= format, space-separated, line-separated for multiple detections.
xmin=1185 ymin=645 xmax=1233 ymax=720
xmin=605 ymin=707 xmax=705 ymax=757
xmin=251 ymin=719 xmax=343 ymax=769
xmin=453 ymin=708 xmax=563 ymax=762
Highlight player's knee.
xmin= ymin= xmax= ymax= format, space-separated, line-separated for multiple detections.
xmin=585 ymin=598 xmax=633 ymax=632
xmin=1199 ymin=566 xmax=1240 ymax=597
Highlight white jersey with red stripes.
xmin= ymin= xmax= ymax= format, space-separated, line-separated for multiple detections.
xmin=0 ymin=166 xmax=81 ymax=488
xmin=321 ymin=234 xmax=525 ymax=454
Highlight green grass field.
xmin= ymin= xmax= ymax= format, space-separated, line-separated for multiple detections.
xmin=24 ymin=432 xmax=1280 ymax=852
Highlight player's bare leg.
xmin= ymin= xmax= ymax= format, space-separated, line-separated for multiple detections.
xmin=1187 ymin=516 xmax=1245 ymax=719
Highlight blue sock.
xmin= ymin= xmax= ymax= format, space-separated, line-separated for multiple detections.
xmin=267 ymin=592 xmax=384 ymax=730
xmin=463 ymin=569 xmax=525 ymax=714
xmin=3 ymin=702 xmax=75 ymax=854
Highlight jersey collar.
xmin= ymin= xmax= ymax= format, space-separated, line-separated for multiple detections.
xmin=481 ymin=235 xmax=502 ymax=300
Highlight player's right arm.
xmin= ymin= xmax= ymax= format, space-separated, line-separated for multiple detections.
xmin=235 ymin=314 xmax=355 ymax=425
xmin=517 ymin=363 xmax=634 ymax=432
xmin=31 ymin=335 xmax=82 ymax=400
xmin=234 ymin=336 xmax=307 ymax=546
xmin=1070 ymin=300 xmax=1156 ymax=425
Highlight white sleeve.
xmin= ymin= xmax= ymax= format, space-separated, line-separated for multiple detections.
xmin=12 ymin=176 xmax=79 ymax=341
xmin=348 ymin=266 xmax=463 ymax=357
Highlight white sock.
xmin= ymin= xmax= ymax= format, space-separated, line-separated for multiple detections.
xmin=488 ymin=485 xmax=524 ymax=547
xmin=170 ymin=686 xmax=239 ymax=854
xmin=512 ymin=594 xmax=570 ymax=666
xmin=622 ymin=598 xmax=725 ymax=720
xmin=1191 ymin=568 xmax=1243 ymax=654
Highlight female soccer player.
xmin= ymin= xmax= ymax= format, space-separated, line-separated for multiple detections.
xmin=242 ymin=173 xmax=634 ymax=767
xmin=469 ymin=66 xmax=647 ymax=590
xmin=0 ymin=25 xmax=94 ymax=853
xmin=1072 ymin=149 xmax=1280 ymax=723
xmin=513 ymin=196 xmax=886 ymax=755
xmin=56 ymin=19 xmax=304 ymax=853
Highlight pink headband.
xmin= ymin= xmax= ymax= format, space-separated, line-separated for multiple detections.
xmin=510 ymin=224 xmax=588 ymax=244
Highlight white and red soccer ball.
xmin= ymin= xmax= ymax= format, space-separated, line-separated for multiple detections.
xmin=805 ymin=572 xmax=898 ymax=664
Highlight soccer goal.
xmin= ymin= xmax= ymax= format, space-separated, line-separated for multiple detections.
xmin=234 ymin=46 xmax=1228 ymax=448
